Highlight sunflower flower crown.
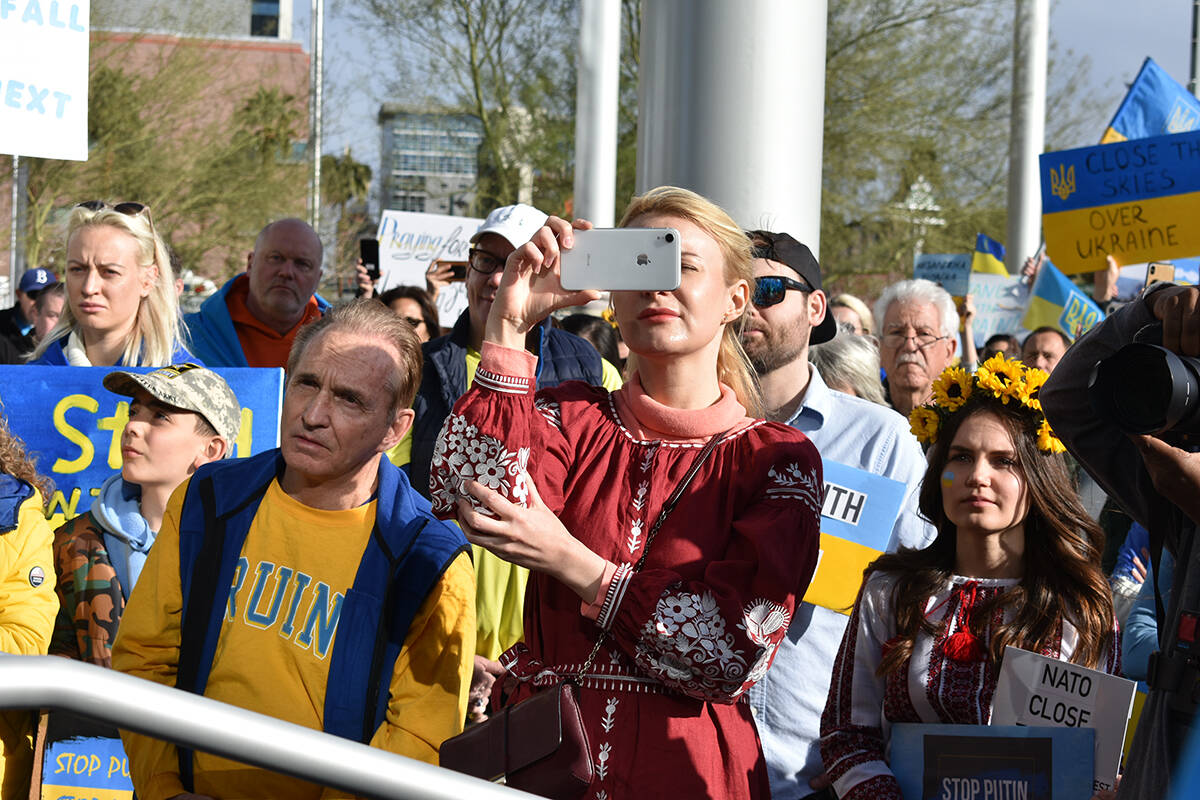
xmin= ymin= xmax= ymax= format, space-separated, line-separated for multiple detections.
xmin=909 ymin=353 xmax=1066 ymax=454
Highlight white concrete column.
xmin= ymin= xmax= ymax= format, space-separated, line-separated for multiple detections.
xmin=574 ymin=0 xmax=621 ymax=227
xmin=1005 ymin=0 xmax=1048 ymax=271
xmin=636 ymin=0 xmax=827 ymax=254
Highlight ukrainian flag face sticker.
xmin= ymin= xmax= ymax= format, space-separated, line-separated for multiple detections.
xmin=942 ymin=471 xmax=955 ymax=488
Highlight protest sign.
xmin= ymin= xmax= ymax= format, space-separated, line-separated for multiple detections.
xmin=0 ymin=0 xmax=89 ymax=161
xmin=38 ymin=712 xmax=132 ymax=800
xmin=1040 ymin=131 xmax=1200 ymax=275
xmin=0 ymin=366 xmax=283 ymax=528
xmin=376 ymin=210 xmax=482 ymax=291
xmin=966 ymin=273 xmax=1030 ymax=346
xmin=915 ymin=254 xmax=972 ymax=296
xmin=990 ymin=646 xmax=1136 ymax=793
xmin=890 ymin=723 xmax=1094 ymax=800
xmin=432 ymin=280 xmax=469 ymax=329
xmin=801 ymin=461 xmax=905 ymax=614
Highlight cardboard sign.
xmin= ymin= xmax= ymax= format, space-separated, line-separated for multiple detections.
xmin=989 ymin=646 xmax=1136 ymax=792
xmin=968 ymin=274 xmax=1030 ymax=346
xmin=1040 ymin=132 xmax=1200 ymax=274
xmin=0 ymin=0 xmax=90 ymax=160
xmin=42 ymin=736 xmax=132 ymax=800
xmin=891 ymin=723 xmax=1094 ymax=800
xmin=802 ymin=461 xmax=906 ymax=614
xmin=0 ymin=366 xmax=283 ymax=528
xmin=915 ymin=254 xmax=972 ymax=297
xmin=376 ymin=210 xmax=483 ymax=293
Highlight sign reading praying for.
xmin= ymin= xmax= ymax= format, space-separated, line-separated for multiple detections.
xmin=0 ymin=0 xmax=89 ymax=160
xmin=0 ymin=366 xmax=283 ymax=528
xmin=989 ymin=646 xmax=1136 ymax=793
xmin=802 ymin=461 xmax=906 ymax=614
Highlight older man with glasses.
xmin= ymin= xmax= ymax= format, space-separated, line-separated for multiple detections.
xmin=404 ymin=203 xmax=622 ymax=722
xmin=873 ymin=278 xmax=961 ymax=418
xmin=739 ymin=231 xmax=934 ymax=800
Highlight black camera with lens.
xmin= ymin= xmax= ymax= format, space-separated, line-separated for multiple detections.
xmin=1089 ymin=323 xmax=1200 ymax=449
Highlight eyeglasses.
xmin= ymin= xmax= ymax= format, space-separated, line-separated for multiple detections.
xmin=76 ymin=200 xmax=155 ymax=230
xmin=468 ymin=248 xmax=506 ymax=275
xmin=752 ymin=275 xmax=811 ymax=308
xmin=880 ymin=329 xmax=950 ymax=349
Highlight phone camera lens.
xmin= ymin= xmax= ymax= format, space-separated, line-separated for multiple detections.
xmin=664 ymin=232 xmax=675 ymax=243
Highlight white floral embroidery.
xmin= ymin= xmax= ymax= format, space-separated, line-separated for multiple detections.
xmin=535 ymin=396 xmax=563 ymax=431
xmin=766 ymin=462 xmax=822 ymax=514
xmin=601 ymin=697 xmax=618 ymax=732
xmin=631 ymin=480 xmax=648 ymax=511
xmin=595 ymin=742 xmax=611 ymax=780
xmin=636 ymin=589 xmax=750 ymax=700
xmin=429 ymin=413 xmax=532 ymax=514
xmin=739 ymin=598 xmax=792 ymax=683
xmin=595 ymin=792 xmax=608 ymax=800
xmin=626 ymin=519 xmax=643 ymax=554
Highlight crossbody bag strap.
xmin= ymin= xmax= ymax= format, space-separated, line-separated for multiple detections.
xmin=575 ymin=429 xmax=731 ymax=681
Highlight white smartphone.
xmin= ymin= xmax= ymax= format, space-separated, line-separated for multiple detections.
xmin=559 ymin=228 xmax=681 ymax=291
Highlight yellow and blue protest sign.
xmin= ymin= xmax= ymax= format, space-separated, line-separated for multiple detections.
xmin=42 ymin=730 xmax=133 ymax=800
xmin=0 ymin=366 xmax=283 ymax=528
xmin=972 ymin=233 xmax=1008 ymax=276
xmin=1102 ymin=57 xmax=1200 ymax=144
xmin=1022 ymin=258 xmax=1103 ymax=341
xmin=1040 ymin=131 xmax=1200 ymax=274
xmin=802 ymin=461 xmax=906 ymax=614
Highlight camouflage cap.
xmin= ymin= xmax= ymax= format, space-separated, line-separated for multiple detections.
xmin=103 ymin=364 xmax=241 ymax=450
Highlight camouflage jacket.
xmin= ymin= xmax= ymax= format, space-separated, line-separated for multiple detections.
xmin=50 ymin=513 xmax=124 ymax=667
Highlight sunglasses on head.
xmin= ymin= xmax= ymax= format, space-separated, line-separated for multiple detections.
xmin=76 ymin=200 xmax=152 ymax=218
xmin=752 ymin=275 xmax=811 ymax=308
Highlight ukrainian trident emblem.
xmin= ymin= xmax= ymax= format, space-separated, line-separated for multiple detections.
xmin=1050 ymin=163 xmax=1076 ymax=201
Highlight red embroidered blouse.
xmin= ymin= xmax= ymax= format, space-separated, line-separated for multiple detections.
xmin=430 ymin=343 xmax=822 ymax=798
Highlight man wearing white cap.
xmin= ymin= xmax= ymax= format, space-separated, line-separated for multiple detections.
xmin=408 ymin=203 xmax=621 ymax=719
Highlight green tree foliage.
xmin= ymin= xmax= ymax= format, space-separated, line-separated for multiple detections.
xmin=353 ymin=0 xmax=579 ymax=215
xmin=21 ymin=36 xmax=308 ymax=277
xmin=818 ymin=0 xmax=1094 ymax=296
xmin=321 ymin=149 xmax=374 ymax=272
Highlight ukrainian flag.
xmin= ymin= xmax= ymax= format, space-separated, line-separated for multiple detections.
xmin=972 ymin=233 xmax=1008 ymax=275
xmin=1102 ymin=57 xmax=1200 ymax=144
xmin=1022 ymin=258 xmax=1103 ymax=341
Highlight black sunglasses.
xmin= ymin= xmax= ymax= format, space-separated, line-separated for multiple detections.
xmin=76 ymin=200 xmax=155 ymax=230
xmin=752 ymin=275 xmax=811 ymax=308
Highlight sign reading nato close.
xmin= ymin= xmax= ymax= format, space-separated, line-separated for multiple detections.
xmin=1040 ymin=132 xmax=1200 ymax=274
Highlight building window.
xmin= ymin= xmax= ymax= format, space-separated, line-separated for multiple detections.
xmin=251 ymin=1 xmax=281 ymax=37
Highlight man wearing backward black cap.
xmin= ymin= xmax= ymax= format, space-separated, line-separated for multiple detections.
xmin=740 ymin=230 xmax=933 ymax=800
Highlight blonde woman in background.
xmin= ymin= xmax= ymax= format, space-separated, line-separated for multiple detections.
xmin=829 ymin=293 xmax=874 ymax=336
xmin=29 ymin=202 xmax=194 ymax=366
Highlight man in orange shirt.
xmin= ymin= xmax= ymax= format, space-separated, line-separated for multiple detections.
xmin=184 ymin=218 xmax=329 ymax=367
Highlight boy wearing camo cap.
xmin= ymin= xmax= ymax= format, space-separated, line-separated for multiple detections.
xmin=49 ymin=364 xmax=240 ymax=666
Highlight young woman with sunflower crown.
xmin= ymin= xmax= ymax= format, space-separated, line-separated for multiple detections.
xmin=819 ymin=353 xmax=1118 ymax=800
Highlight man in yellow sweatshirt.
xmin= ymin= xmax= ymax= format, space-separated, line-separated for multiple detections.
xmin=112 ymin=299 xmax=475 ymax=800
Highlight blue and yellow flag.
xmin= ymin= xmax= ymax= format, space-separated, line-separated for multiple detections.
xmin=972 ymin=233 xmax=1008 ymax=275
xmin=1102 ymin=57 xmax=1200 ymax=144
xmin=1022 ymin=259 xmax=1103 ymax=341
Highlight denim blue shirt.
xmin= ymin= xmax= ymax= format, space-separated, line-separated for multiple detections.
xmin=748 ymin=365 xmax=934 ymax=799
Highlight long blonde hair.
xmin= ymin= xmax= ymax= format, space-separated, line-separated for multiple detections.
xmin=618 ymin=186 xmax=763 ymax=417
xmin=31 ymin=204 xmax=182 ymax=366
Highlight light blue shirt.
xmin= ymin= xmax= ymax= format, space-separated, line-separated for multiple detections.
xmin=748 ymin=365 xmax=934 ymax=799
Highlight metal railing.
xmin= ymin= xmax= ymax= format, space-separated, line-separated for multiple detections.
xmin=0 ymin=656 xmax=534 ymax=800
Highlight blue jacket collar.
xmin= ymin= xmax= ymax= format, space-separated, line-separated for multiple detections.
xmin=0 ymin=475 xmax=34 ymax=533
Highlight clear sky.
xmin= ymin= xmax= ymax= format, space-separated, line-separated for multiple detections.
xmin=290 ymin=1 xmax=1200 ymax=208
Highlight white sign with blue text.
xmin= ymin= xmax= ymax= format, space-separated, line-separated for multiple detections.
xmin=0 ymin=0 xmax=89 ymax=160
xmin=914 ymin=253 xmax=972 ymax=297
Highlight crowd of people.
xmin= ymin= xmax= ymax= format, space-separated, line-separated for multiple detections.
xmin=0 ymin=189 xmax=1193 ymax=800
